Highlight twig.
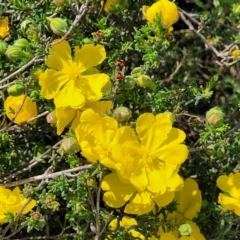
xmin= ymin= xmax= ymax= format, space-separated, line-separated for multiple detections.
xmin=27 ymin=110 xmax=49 ymax=123
xmin=1 ymin=164 xmax=92 ymax=188
xmin=94 ymin=177 xmax=102 ymax=240
xmin=0 ymin=56 xmax=38 ymax=85
xmin=2 ymin=140 xmax=61 ymax=183
xmin=163 ymin=58 xmax=185 ymax=82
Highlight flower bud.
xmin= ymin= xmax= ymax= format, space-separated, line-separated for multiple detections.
xmin=60 ymin=136 xmax=80 ymax=154
xmin=46 ymin=17 xmax=68 ymax=35
xmin=232 ymin=3 xmax=240 ymax=15
xmin=115 ymin=59 xmax=124 ymax=68
xmin=206 ymin=107 xmax=224 ymax=127
xmin=25 ymin=24 xmax=39 ymax=43
xmin=5 ymin=46 xmax=24 ymax=61
xmin=31 ymin=67 xmax=43 ymax=80
xmin=178 ymin=223 xmax=192 ymax=236
xmin=163 ymin=111 xmax=175 ymax=124
xmin=0 ymin=40 xmax=7 ymax=55
xmin=131 ymin=67 xmax=143 ymax=77
xmin=4 ymin=95 xmax=38 ymax=124
xmin=113 ymin=107 xmax=132 ymax=122
xmin=115 ymin=72 xmax=124 ymax=81
xmin=46 ymin=111 xmax=57 ymax=124
xmin=30 ymin=90 xmax=40 ymax=102
xmin=7 ymin=82 xmax=25 ymax=96
xmin=136 ymin=75 xmax=156 ymax=91
xmin=14 ymin=38 xmax=30 ymax=48
xmin=96 ymin=30 xmax=104 ymax=38
xmin=53 ymin=0 xmax=65 ymax=6
xmin=32 ymin=212 xmax=42 ymax=220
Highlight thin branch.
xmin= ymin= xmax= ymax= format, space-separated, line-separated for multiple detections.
xmin=2 ymin=140 xmax=62 ymax=183
xmin=1 ymin=164 xmax=92 ymax=188
xmin=94 ymin=177 xmax=102 ymax=240
xmin=0 ymin=56 xmax=38 ymax=85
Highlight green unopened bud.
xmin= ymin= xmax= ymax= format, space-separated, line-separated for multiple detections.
xmin=206 ymin=107 xmax=224 ymax=127
xmin=178 ymin=223 xmax=192 ymax=236
xmin=113 ymin=107 xmax=132 ymax=122
xmin=131 ymin=67 xmax=143 ymax=78
xmin=136 ymin=75 xmax=156 ymax=91
xmin=30 ymin=90 xmax=40 ymax=102
xmin=232 ymin=4 xmax=240 ymax=15
xmin=163 ymin=111 xmax=175 ymax=124
xmin=46 ymin=111 xmax=57 ymax=124
xmin=46 ymin=17 xmax=68 ymax=35
xmin=59 ymin=137 xmax=80 ymax=154
xmin=14 ymin=38 xmax=30 ymax=48
xmin=7 ymin=82 xmax=25 ymax=96
xmin=5 ymin=46 xmax=24 ymax=61
xmin=25 ymin=24 xmax=39 ymax=43
xmin=53 ymin=0 xmax=65 ymax=6
xmin=0 ymin=40 xmax=8 ymax=55
xmin=31 ymin=67 xmax=43 ymax=80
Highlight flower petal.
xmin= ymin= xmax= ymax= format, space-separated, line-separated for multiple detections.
xmin=102 ymin=172 xmax=135 ymax=208
xmin=39 ymin=69 xmax=69 ymax=99
xmin=74 ymin=44 xmax=106 ymax=73
xmin=158 ymin=144 xmax=189 ymax=165
xmin=174 ymin=178 xmax=202 ymax=220
xmin=124 ymin=191 xmax=155 ymax=215
xmin=46 ymin=40 xmax=72 ymax=71
xmin=136 ymin=113 xmax=172 ymax=150
xmin=54 ymin=80 xmax=86 ymax=109
xmin=153 ymin=191 xmax=174 ymax=207
xmin=77 ymin=73 xmax=110 ymax=102
xmin=55 ymin=107 xmax=76 ymax=135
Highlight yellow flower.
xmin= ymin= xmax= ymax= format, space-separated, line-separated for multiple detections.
xmin=111 ymin=113 xmax=188 ymax=194
xmin=217 ymin=173 xmax=240 ymax=216
xmin=39 ymin=40 xmax=110 ymax=110
xmin=0 ymin=187 xmax=36 ymax=224
xmin=39 ymin=40 xmax=111 ymax=134
xmin=231 ymin=49 xmax=240 ymax=57
xmin=143 ymin=0 xmax=179 ymax=28
xmin=4 ymin=95 xmax=38 ymax=124
xmin=0 ymin=17 xmax=10 ymax=38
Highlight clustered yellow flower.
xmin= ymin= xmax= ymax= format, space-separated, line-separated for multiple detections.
xmin=36 ymin=40 xmax=207 ymax=239
xmin=0 ymin=187 xmax=36 ymax=224
xmin=217 ymin=172 xmax=240 ymax=216
xmin=74 ymin=109 xmax=188 ymax=214
xmin=0 ymin=17 xmax=10 ymax=38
